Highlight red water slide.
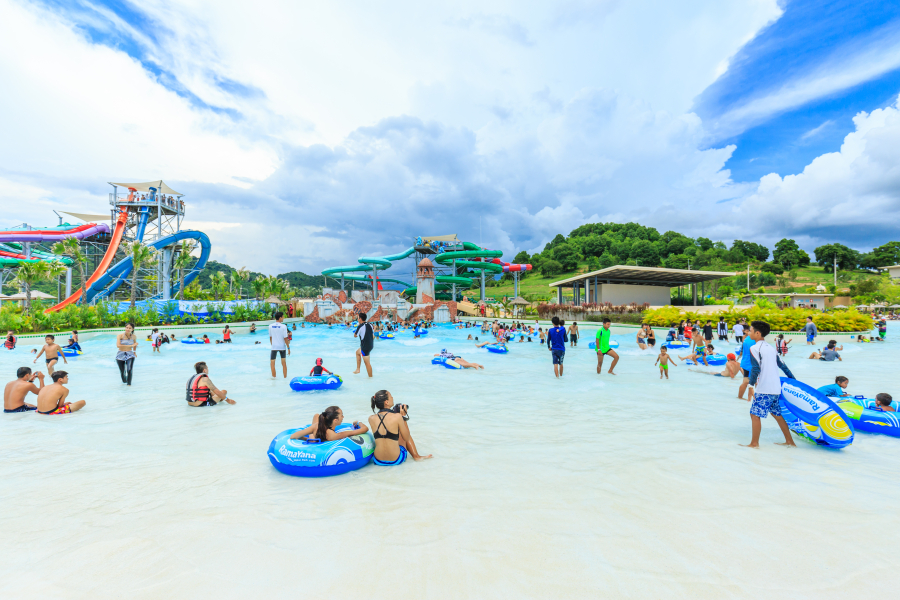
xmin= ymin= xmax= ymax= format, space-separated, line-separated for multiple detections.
xmin=45 ymin=207 xmax=129 ymax=312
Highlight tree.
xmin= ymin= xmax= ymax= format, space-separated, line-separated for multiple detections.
xmin=512 ymin=251 xmax=530 ymax=264
xmin=540 ymin=259 xmax=564 ymax=277
xmin=172 ymin=242 xmax=196 ymax=301
xmin=598 ymin=251 xmax=617 ymax=269
xmin=664 ymin=254 xmax=690 ymax=269
xmin=773 ymin=238 xmax=803 ymax=268
xmin=210 ymin=271 xmax=227 ymax=301
xmin=696 ymin=237 xmax=714 ymax=251
xmin=552 ymin=242 xmax=580 ymax=271
xmin=813 ymin=243 xmax=859 ymax=272
xmin=761 ymin=262 xmax=784 ymax=275
xmin=544 ymin=233 xmax=566 ymax=252
xmin=868 ymin=241 xmax=900 ymax=267
xmin=629 ymin=239 xmax=660 ymax=266
xmin=234 ymin=267 xmax=250 ymax=299
xmin=127 ymin=241 xmax=159 ymax=309
xmin=666 ymin=236 xmax=692 ymax=256
xmin=581 ymin=234 xmax=606 ymax=258
xmin=732 ymin=240 xmax=769 ymax=261
xmin=12 ymin=261 xmax=52 ymax=313
xmin=52 ymin=238 xmax=88 ymax=303
xmin=251 ymin=277 xmax=267 ymax=300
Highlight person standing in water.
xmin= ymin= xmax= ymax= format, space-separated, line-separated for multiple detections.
xmin=353 ymin=312 xmax=375 ymax=377
xmin=595 ymin=318 xmax=619 ymax=375
xmin=546 ymin=316 xmax=567 ymax=378
xmin=269 ymin=312 xmax=290 ymax=378
xmin=116 ymin=323 xmax=138 ymax=386
xmin=568 ymin=321 xmax=579 ymax=348
xmin=222 ymin=324 xmax=232 ymax=344
xmin=34 ymin=335 xmax=67 ymax=375
xmin=742 ymin=321 xmax=796 ymax=449
xmin=655 ymin=347 xmax=677 ymax=379
xmin=803 ymin=316 xmax=818 ymax=345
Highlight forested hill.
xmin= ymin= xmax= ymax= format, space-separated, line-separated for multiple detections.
xmin=192 ymin=260 xmax=325 ymax=290
xmin=510 ymin=221 xmax=900 ymax=277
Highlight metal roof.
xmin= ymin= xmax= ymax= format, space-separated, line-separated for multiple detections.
xmin=549 ymin=265 xmax=737 ymax=288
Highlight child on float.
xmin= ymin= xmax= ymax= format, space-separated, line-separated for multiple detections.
xmin=290 ymin=406 xmax=369 ymax=441
xmin=874 ymin=393 xmax=895 ymax=412
xmin=309 ymin=358 xmax=332 ymax=376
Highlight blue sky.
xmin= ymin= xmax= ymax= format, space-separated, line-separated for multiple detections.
xmin=1 ymin=0 xmax=899 ymax=274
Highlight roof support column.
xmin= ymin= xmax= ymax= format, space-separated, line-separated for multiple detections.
xmin=557 ymin=286 xmax=562 ymax=304
xmin=692 ymin=283 xmax=697 ymax=306
xmin=594 ymin=276 xmax=598 ymax=305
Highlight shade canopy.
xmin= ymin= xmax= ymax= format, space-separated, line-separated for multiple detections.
xmin=265 ymin=295 xmax=286 ymax=305
xmin=550 ymin=265 xmax=737 ymax=288
xmin=856 ymin=305 xmax=869 ymax=309
xmin=422 ymin=234 xmax=458 ymax=242
xmin=109 ymin=180 xmax=183 ymax=196
xmin=61 ymin=211 xmax=112 ymax=223
xmin=6 ymin=290 xmax=55 ymax=299
xmin=890 ymin=304 xmax=900 ymax=308
xmin=511 ymin=296 xmax=530 ymax=305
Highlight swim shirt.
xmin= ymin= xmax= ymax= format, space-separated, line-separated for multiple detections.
xmin=732 ymin=323 xmax=744 ymax=337
xmin=547 ymin=326 xmax=567 ymax=352
xmin=817 ymin=383 xmax=845 ymax=397
xmin=269 ymin=322 xmax=289 ymax=351
xmin=820 ymin=347 xmax=840 ymax=361
xmin=748 ymin=340 xmax=783 ymax=396
xmin=355 ymin=322 xmax=375 ymax=353
xmin=740 ymin=337 xmax=755 ymax=370
xmin=805 ymin=322 xmax=818 ymax=337
xmin=596 ymin=327 xmax=611 ymax=353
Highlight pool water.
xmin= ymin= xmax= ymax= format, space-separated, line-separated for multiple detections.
xmin=1 ymin=323 xmax=898 ymax=599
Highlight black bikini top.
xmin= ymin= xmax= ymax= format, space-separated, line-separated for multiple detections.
xmin=373 ymin=410 xmax=400 ymax=441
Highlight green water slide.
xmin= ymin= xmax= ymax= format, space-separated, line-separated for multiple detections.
xmin=321 ymin=247 xmax=416 ymax=291
xmin=403 ymin=243 xmax=503 ymax=298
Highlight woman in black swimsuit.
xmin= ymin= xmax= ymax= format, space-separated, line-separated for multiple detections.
xmin=367 ymin=390 xmax=432 ymax=465
xmin=289 ymin=406 xmax=369 ymax=441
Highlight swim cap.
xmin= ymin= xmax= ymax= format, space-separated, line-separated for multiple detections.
xmin=316 ymin=358 xmax=323 ymax=365
xmin=727 ymin=353 xmax=736 ymax=360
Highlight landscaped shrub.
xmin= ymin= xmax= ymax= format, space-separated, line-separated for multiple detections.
xmin=642 ymin=306 xmax=873 ymax=332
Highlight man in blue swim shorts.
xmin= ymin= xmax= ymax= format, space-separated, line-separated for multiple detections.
xmin=742 ymin=321 xmax=796 ymax=448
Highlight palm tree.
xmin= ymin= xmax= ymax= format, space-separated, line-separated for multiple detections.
xmin=251 ymin=276 xmax=266 ymax=300
xmin=172 ymin=242 xmax=196 ymax=301
xmin=12 ymin=261 xmax=51 ymax=313
xmin=210 ymin=271 xmax=227 ymax=301
xmin=232 ymin=267 xmax=249 ymax=299
xmin=127 ymin=241 xmax=159 ymax=309
xmin=52 ymin=237 xmax=88 ymax=303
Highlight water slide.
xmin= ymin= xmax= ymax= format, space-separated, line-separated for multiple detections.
xmin=0 ymin=223 xmax=111 ymax=267
xmin=92 ymin=207 xmax=151 ymax=301
xmin=321 ymin=247 xmax=417 ymax=290
xmin=405 ymin=242 xmax=505 ymax=297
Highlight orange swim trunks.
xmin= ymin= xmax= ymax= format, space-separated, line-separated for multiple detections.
xmin=39 ymin=402 xmax=72 ymax=415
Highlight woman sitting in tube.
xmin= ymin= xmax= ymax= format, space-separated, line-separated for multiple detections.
xmin=289 ymin=406 xmax=369 ymax=441
xmin=368 ymin=390 xmax=432 ymax=466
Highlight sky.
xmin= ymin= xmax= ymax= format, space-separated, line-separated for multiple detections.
xmin=1 ymin=0 xmax=899 ymax=276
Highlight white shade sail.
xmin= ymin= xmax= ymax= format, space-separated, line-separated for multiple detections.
xmin=109 ymin=180 xmax=183 ymax=196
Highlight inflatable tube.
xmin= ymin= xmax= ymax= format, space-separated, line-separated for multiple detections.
xmin=837 ymin=397 xmax=900 ymax=438
xmin=778 ymin=378 xmax=854 ymax=448
xmin=267 ymin=424 xmax=374 ymax=477
xmin=379 ymin=333 xmax=395 ymax=339
xmin=290 ymin=374 xmax=343 ymax=391
xmin=588 ymin=340 xmax=620 ymax=350
xmin=414 ymin=328 xmax=428 ymax=335
xmin=432 ymin=356 xmax=462 ymax=369
xmin=60 ymin=348 xmax=82 ymax=357
xmin=684 ymin=353 xmax=727 ymax=366
xmin=181 ymin=339 xmax=204 ymax=344
xmin=485 ymin=343 xmax=508 ymax=354
xmin=663 ymin=341 xmax=690 ymax=349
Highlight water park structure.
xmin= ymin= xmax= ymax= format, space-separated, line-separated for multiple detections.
xmin=308 ymin=236 xmax=531 ymax=323
xmin=0 ymin=181 xmax=210 ymax=310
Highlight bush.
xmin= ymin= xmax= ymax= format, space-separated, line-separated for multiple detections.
xmin=540 ymin=259 xmax=564 ymax=276
xmin=642 ymin=306 xmax=873 ymax=332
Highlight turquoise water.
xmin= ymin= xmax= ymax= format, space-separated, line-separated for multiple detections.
xmin=1 ymin=323 xmax=898 ymax=599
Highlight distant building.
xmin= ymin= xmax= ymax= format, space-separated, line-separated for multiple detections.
xmin=883 ymin=265 xmax=900 ymax=280
xmin=549 ymin=265 xmax=736 ymax=306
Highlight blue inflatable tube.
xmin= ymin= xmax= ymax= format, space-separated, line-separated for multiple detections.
xmin=684 ymin=353 xmax=727 ymax=366
xmin=838 ymin=397 xmax=900 ymax=437
xmin=290 ymin=374 xmax=343 ymax=391
xmin=414 ymin=328 xmax=428 ymax=335
xmin=267 ymin=424 xmax=375 ymax=477
xmin=379 ymin=333 xmax=395 ymax=339
xmin=181 ymin=339 xmax=204 ymax=344
xmin=485 ymin=343 xmax=508 ymax=353
xmin=432 ymin=356 xmax=462 ymax=369
xmin=60 ymin=347 xmax=82 ymax=357
xmin=663 ymin=340 xmax=690 ymax=349
xmin=779 ymin=378 xmax=854 ymax=448
xmin=588 ymin=340 xmax=620 ymax=350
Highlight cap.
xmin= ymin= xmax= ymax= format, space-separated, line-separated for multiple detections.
xmin=316 ymin=358 xmax=323 ymax=365
xmin=727 ymin=353 xmax=736 ymax=360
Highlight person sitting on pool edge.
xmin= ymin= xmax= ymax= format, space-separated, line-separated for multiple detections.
xmin=290 ymin=406 xmax=369 ymax=440
xmin=186 ymin=362 xmax=236 ymax=406
xmin=873 ymin=393 xmax=895 ymax=412
xmin=817 ymin=376 xmax=850 ymax=397
xmin=309 ymin=358 xmax=333 ymax=376
xmin=433 ymin=349 xmax=484 ymax=369
xmin=4 ymin=367 xmax=45 ymax=413
xmin=368 ymin=390 xmax=432 ymax=465
xmin=36 ymin=371 xmax=86 ymax=415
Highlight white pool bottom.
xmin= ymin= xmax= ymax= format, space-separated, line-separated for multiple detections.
xmin=1 ymin=324 xmax=897 ymax=599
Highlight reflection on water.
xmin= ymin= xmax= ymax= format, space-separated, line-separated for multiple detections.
xmin=1 ymin=323 xmax=897 ymax=598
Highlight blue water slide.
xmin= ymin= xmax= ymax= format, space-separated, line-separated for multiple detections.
xmin=93 ymin=207 xmax=151 ymax=301
xmin=84 ymin=230 xmax=211 ymax=304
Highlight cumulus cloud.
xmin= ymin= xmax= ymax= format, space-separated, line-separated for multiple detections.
xmin=736 ymin=95 xmax=900 ymax=249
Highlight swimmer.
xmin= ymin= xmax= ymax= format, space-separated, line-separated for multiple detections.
xmin=116 ymin=323 xmax=138 ymax=386
xmin=289 ymin=406 xmax=369 ymax=440
xmin=568 ymin=321 xmax=579 ymax=347
xmin=817 ymin=376 xmax=850 ymax=397
xmin=64 ymin=330 xmax=81 ymax=352
xmin=467 ymin=334 xmax=473 ymax=340
xmin=292 ymin=323 xmax=297 ymax=331
xmin=368 ymin=390 xmax=432 ymax=464
xmin=353 ymin=313 xmax=374 ymax=377
xmin=874 ymin=393 xmax=895 ymax=412
xmin=475 ymin=340 xmax=504 ymax=349
xmin=680 ymin=338 xmax=710 ymax=367
xmin=595 ymin=318 xmax=618 ymax=375
xmin=222 ymin=324 xmax=232 ymax=343
xmin=808 ymin=340 xmax=841 ymax=361
xmin=518 ymin=335 xmax=525 ymax=343
xmin=774 ymin=333 xmax=791 ymax=356
xmin=4 ymin=367 xmax=44 ymax=413
xmin=202 ymin=334 xmax=210 ymax=344
xmin=249 ymin=323 xmax=257 ymax=333
xmin=309 ymin=358 xmax=332 ymax=376
xmin=4 ymin=330 xmax=17 ymax=350
xmin=34 ymin=335 xmax=67 ymax=375
xmin=36 ymin=371 xmax=86 ymax=415
xmin=692 ymin=353 xmax=740 ymax=378
xmin=185 ymin=362 xmax=236 ymax=406
xmin=434 ymin=350 xmax=484 ymax=369
xmin=151 ymin=328 xmax=161 ymax=353
xmin=654 ymin=347 xmax=677 ymax=379
xmin=170 ymin=334 xmax=177 ymax=341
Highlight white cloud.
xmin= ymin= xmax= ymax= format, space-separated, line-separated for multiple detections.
xmin=737 ymin=95 xmax=900 ymax=250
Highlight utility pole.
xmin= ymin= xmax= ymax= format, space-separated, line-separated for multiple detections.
xmin=833 ymin=253 xmax=837 ymax=288
xmin=747 ymin=263 xmax=750 ymax=291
